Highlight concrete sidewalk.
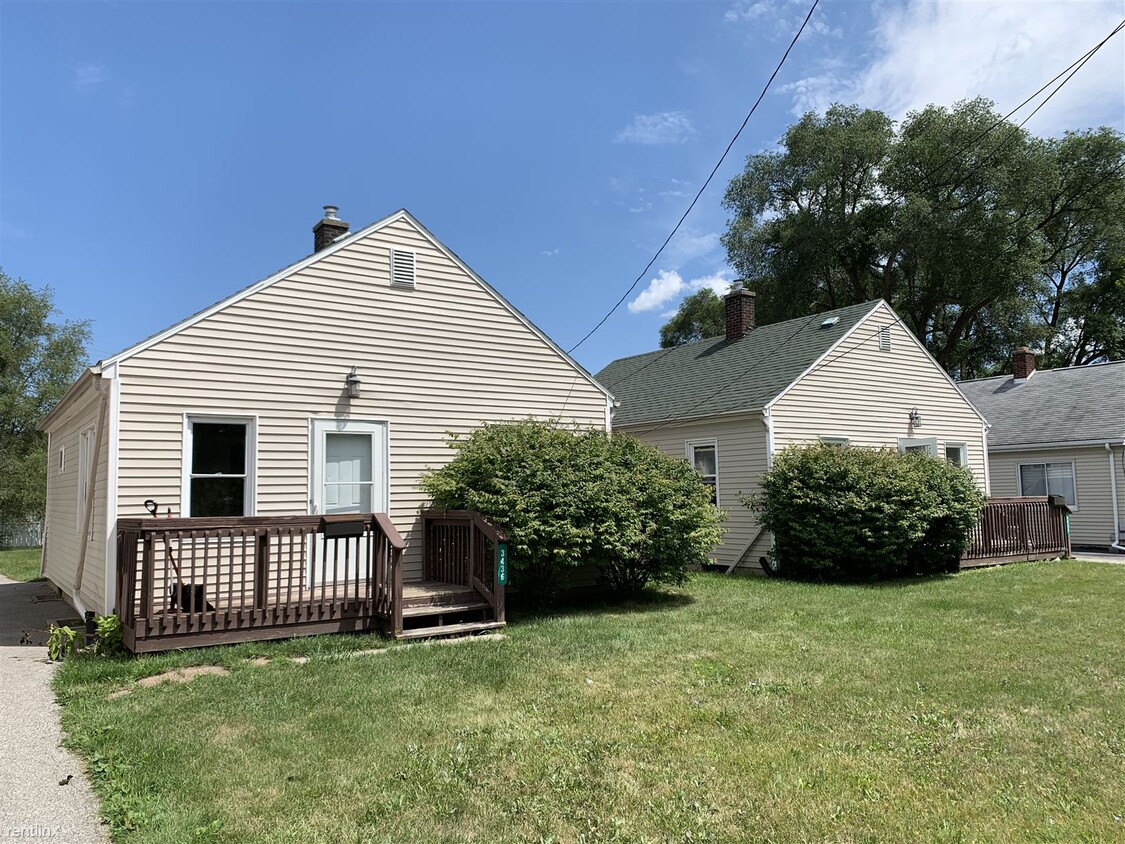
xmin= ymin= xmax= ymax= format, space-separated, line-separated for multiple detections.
xmin=1072 ymin=552 xmax=1125 ymax=565
xmin=0 ymin=574 xmax=108 ymax=843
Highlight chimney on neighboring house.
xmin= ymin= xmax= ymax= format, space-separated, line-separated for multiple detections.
xmin=313 ymin=205 xmax=349 ymax=252
xmin=1012 ymin=346 xmax=1037 ymax=383
xmin=725 ymin=282 xmax=756 ymax=341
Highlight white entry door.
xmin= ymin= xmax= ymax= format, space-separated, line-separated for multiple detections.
xmin=309 ymin=419 xmax=388 ymax=585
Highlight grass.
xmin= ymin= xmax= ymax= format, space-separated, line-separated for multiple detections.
xmin=0 ymin=546 xmax=44 ymax=582
xmin=55 ymin=562 xmax=1125 ymax=843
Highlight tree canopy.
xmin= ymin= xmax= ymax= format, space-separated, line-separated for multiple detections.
xmin=659 ymin=288 xmax=726 ymax=348
xmin=0 ymin=271 xmax=90 ymax=522
xmin=719 ymin=99 xmax=1125 ymax=376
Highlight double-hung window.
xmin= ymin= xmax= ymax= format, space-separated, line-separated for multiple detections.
xmin=945 ymin=443 xmax=967 ymax=467
xmin=184 ymin=416 xmax=255 ymax=517
xmin=897 ymin=437 xmax=937 ymax=457
xmin=1018 ymin=462 xmax=1077 ymax=508
xmin=687 ymin=441 xmax=719 ymax=506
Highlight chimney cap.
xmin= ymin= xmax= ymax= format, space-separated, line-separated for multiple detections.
xmin=322 ymin=205 xmax=340 ymax=220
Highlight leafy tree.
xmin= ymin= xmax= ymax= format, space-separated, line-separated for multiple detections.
xmin=722 ymin=100 xmax=1125 ymax=375
xmin=0 ymin=271 xmax=90 ymax=522
xmin=659 ymin=288 xmax=726 ymax=347
xmin=420 ymin=419 xmax=724 ymax=601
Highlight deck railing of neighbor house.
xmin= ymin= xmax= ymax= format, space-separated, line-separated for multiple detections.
xmin=115 ymin=513 xmax=404 ymax=653
xmin=960 ymin=496 xmax=1071 ymax=567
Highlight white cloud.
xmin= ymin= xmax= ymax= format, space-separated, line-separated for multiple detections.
xmin=74 ymin=63 xmax=109 ymax=89
xmin=662 ymin=228 xmax=721 ymax=265
xmin=786 ymin=1 xmax=1125 ymax=135
xmin=540 ymin=247 xmax=559 ymax=257
xmin=628 ymin=269 xmax=733 ymax=313
xmin=724 ymin=0 xmax=841 ymax=38
xmin=615 ymin=112 xmax=697 ymax=145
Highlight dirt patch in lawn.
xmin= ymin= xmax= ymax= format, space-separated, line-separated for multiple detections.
xmin=108 ymin=665 xmax=230 ymax=699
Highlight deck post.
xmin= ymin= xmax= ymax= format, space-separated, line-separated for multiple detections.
xmin=141 ymin=531 xmax=155 ymax=621
xmin=392 ymin=547 xmax=404 ymax=637
xmin=254 ymin=531 xmax=270 ymax=609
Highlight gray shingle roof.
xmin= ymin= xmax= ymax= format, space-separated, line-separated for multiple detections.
xmin=958 ymin=361 xmax=1125 ymax=447
xmin=596 ymin=300 xmax=882 ymax=427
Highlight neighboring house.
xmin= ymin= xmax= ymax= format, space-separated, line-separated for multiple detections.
xmin=596 ymin=289 xmax=990 ymax=571
xmin=959 ymin=353 xmax=1124 ymax=551
xmin=40 ymin=206 xmax=613 ymax=617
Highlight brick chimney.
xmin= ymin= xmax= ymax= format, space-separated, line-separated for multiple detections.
xmin=725 ymin=283 xmax=756 ymax=341
xmin=1012 ymin=346 xmax=1037 ymax=382
xmin=313 ymin=205 xmax=349 ymax=252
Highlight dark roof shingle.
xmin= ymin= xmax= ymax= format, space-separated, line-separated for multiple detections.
xmin=958 ymin=361 xmax=1125 ymax=447
xmin=597 ymin=300 xmax=882 ymax=427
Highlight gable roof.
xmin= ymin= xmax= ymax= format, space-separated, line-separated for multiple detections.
xmin=958 ymin=361 xmax=1125 ymax=448
xmin=596 ymin=300 xmax=882 ymax=427
xmin=89 ymin=208 xmax=610 ymax=398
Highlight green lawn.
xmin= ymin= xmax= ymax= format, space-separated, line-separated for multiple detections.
xmin=56 ymin=562 xmax=1125 ymax=843
xmin=0 ymin=546 xmax=43 ymax=581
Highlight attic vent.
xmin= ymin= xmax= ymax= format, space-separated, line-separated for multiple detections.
xmin=878 ymin=325 xmax=892 ymax=351
xmin=820 ymin=316 xmax=839 ymax=328
xmin=390 ymin=250 xmax=416 ymax=288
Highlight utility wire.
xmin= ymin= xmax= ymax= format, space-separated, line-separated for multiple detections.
xmin=617 ymin=20 xmax=1125 ymax=432
xmin=602 ymin=17 xmax=1125 ymax=399
xmin=564 ymin=0 xmax=821 ymax=355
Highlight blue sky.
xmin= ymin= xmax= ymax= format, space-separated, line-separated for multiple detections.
xmin=2 ymin=0 xmax=1122 ymax=374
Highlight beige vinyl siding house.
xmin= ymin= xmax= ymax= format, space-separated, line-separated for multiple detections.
xmin=960 ymin=358 xmax=1124 ymax=551
xmin=41 ymin=207 xmax=612 ymax=616
xmin=598 ymin=294 xmax=989 ymax=572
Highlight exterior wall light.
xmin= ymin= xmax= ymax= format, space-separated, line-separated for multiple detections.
xmin=908 ymin=407 xmax=922 ymax=428
xmin=346 ymin=366 xmax=361 ymax=399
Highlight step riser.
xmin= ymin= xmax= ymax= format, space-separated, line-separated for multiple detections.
xmin=392 ymin=621 xmax=506 ymax=641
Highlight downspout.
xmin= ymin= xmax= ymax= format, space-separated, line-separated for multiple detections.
xmin=1109 ymin=442 xmax=1125 ymax=553
xmin=981 ymin=423 xmax=992 ymax=497
xmin=762 ymin=408 xmax=775 ymax=469
xmin=74 ymin=376 xmax=110 ymax=594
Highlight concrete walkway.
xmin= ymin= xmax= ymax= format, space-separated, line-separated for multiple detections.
xmin=0 ymin=574 xmax=109 ymax=843
xmin=1073 ymin=551 xmax=1125 ymax=565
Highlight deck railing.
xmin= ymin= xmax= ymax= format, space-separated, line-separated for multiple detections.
xmin=421 ymin=510 xmax=506 ymax=626
xmin=960 ymin=496 xmax=1071 ymax=567
xmin=115 ymin=514 xmax=404 ymax=653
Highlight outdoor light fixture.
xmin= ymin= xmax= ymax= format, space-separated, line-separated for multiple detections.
xmin=346 ymin=366 xmax=361 ymax=399
xmin=908 ymin=407 xmax=922 ymax=428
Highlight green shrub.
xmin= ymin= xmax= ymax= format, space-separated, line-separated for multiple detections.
xmin=421 ymin=420 xmax=724 ymax=601
xmin=746 ymin=443 xmax=984 ymax=580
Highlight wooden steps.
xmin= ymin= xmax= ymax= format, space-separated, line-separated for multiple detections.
xmin=401 ymin=600 xmax=490 ymax=618
xmin=393 ymin=620 xmax=506 ymax=640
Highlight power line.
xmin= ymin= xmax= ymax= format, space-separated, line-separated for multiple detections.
xmin=564 ymin=0 xmax=822 ymax=355
xmin=607 ymin=13 xmax=1125 ymax=414
xmin=600 ymin=18 xmax=1125 ymax=401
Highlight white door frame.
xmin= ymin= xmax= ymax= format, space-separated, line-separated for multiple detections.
xmin=308 ymin=418 xmax=389 ymax=517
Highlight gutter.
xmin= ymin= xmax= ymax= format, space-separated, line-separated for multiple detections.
xmin=74 ymin=374 xmax=110 ymax=594
xmin=1109 ymin=442 xmax=1125 ymax=553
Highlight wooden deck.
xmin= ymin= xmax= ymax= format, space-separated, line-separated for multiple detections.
xmin=960 ymin=496 xmax=1071 ymax=567
xmin=115 ymin=511 xmax=508 ymax=652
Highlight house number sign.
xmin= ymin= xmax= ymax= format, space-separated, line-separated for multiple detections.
xmin=497 ymin=543 xmax=509 ymax=586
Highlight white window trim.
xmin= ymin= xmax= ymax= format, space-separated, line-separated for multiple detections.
xmin=686 ymin=438 xmax=720 ymax=507
xmin=181 ymin=414 xmax=258 ymax=518
xmin=58 ymin=445 xmax=65 ymax=475
xmin=945 ymin=442 xmax=968 ymax=467
xmin=1017 ymin=460 xmax=1079 ymax=511
xmin=820 ymin=436 xmax=850 ymax=447
xmin=897 ymin=437 xmax=937 ymax=457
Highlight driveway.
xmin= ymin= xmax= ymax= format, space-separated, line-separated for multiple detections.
xmin=0 ymin=574 xmax=109 ymax=843
xmin=1073 ymin=551 xmax=1125 ymax=565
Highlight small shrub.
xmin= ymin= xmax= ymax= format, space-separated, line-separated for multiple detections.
xmin=746 ymin=443 xmax=984 ymax=580
xmin=93 ymin=614 xmax=125 ymax=657
xmin=421 ymin=420 xmax=724 ymax=602
xmin=47 ymin=624 xmax=82 ymax=661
